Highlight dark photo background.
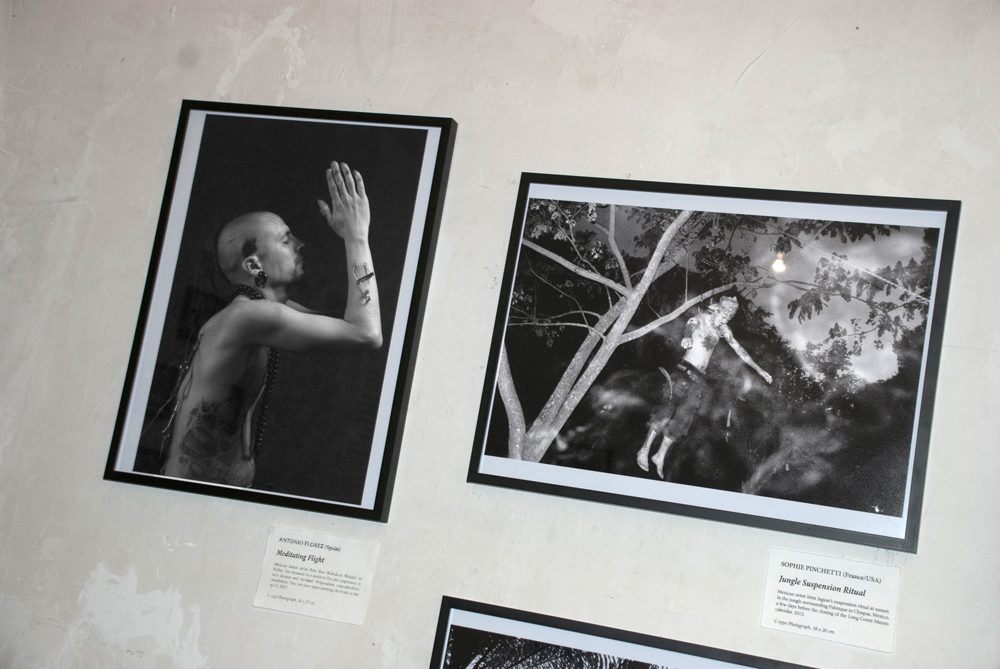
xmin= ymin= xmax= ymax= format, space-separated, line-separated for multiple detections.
xmin=134 ymin=113 xmax=428 ymax=504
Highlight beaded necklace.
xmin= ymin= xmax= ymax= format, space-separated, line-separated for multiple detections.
xmin=230 ymin=285 xmax=280 ymax=458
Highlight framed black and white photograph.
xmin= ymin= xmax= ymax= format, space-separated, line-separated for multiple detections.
xmin=105 ymin=100 xmax=456 ymax=521
xmin=470 ymin=173 xmax=958 ymax=551
xmin=430 ymin=597 xmax=814 ymax=669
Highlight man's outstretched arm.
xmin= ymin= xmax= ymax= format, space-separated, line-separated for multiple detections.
xmin=721 ymin=325 xmax=772 ymax=383
xmin=319 ymin=160 xmax=382 ymax=347
xmin=235 ymin=300 xmax=381 ymax=351
xmin=284 ymin=300 xmax=322 ymax=315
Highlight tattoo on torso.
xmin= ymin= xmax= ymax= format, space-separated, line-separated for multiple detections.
xmin=169 ymin=345 xmax=268 ymax=487
xmin=175 ymin=397 xmax=255 ymax=487
xmin=692 ymin=315 xmax=721 ymax=350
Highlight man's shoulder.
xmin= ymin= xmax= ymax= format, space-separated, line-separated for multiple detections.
xmin=221 ymin=297 xmax=287 ymax=316
xmin=204 ymin=299 xmax=288 ymax=338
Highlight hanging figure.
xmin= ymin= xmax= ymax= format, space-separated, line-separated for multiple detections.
xmin=160 ymin=161 xmax=382 ymax=487
xmin=637 ymin=296 xmax=771 ymax=479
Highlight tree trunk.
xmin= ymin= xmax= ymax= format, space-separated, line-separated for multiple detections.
xmin=523 ymin=298 xmax=627 ymax=447
xmin=520 ymin=210 xmax=693 ymax=462
xmin=496 ymin=345 xmax=526 ymax=459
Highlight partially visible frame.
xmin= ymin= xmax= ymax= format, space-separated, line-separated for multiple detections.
xmin=430 ymin=597 xmax=816 ymax=669
xmin=470 ymin=173 xmax=958 ymax=551
xmin=105 ymin=100 xmax=456 ymax=521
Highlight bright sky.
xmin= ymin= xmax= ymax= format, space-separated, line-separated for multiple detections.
xmin=590 ymin=204 xmax=933 ymax=382
xmin=745 ymin=222 xmax=928 ymax=382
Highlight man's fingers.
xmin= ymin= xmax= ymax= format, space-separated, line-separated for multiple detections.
xmin=332 ymin=162 xmax=350 ymax=201
xmin=317 ymin=199 xmax=331 ymax=221
xmin=354 ymin=170 xmax=366 ymax=198
xmin=326 ymin=167 xmax=343 ymax=207
xmin=324 ymin=160 xmax=366 ymax=219
xmin=340 ymin=162 xmax=356 ymax=197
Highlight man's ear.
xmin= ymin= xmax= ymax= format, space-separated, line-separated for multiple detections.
xmin=240 ymin=255 xmax=262 ymax=278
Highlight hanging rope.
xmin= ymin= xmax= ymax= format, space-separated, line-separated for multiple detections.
xmin=684 ymin=249 xmax=689 ymax=303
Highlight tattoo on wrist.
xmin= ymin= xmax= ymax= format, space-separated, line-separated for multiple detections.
xmin=353 ymin=263 xmax=375 ymax=284
xmin=353 ymin=263 xmax=374 ymax=304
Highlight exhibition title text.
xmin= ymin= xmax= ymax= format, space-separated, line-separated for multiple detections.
xmin=778 ymin=560 xmax=881 ymax=597
xmin=779 ymin=560 xmax=882 ymax=584
xmin=275 ymin=536 xmax=343 ymax=565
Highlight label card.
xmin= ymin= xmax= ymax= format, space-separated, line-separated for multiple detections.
xmin=253 ymin=526 xmax=379 ymax=625
xmin=761 ymin=548 xmax=900 ymax=652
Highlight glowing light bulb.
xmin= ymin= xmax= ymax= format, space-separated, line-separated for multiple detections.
xmin=772 ymin=252 xmax=786 ymax=273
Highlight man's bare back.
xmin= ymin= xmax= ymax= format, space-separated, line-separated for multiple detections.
xmin=162 ymin=304 xmax=271 ymax=486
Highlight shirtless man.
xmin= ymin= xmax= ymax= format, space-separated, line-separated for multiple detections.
xmin=637 ymin=296 xmax=771 ymax=479
xmin=161 ymin=161 xmax=381 ymax=487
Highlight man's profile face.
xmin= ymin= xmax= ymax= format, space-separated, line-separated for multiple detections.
xmin=712 ymin=298 xmax=738 ymax=325
xmin=257 ymin=216 xmax=305 ymax=285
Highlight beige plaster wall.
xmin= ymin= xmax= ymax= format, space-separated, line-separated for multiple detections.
xmin=0 ymin=1 xmax=998 ymax=667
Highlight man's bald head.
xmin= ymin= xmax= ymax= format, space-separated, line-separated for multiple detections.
xmin=217 ymin=212 xmax=284 ymax=285
xmin=709 ymin=295 xmax=739 ymax=322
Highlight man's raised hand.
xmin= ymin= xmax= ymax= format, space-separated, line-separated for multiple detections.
xmin=317 ymin=161 xmax=370 ymax=242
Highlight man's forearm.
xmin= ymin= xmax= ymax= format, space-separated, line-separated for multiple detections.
xmin=731 ymin=341 xmax=765 ymax=375
xmin=739 ymin=352 xmax=763 ymax=374
xmin=742 ymin=356 xmax=771 ymax=382
xmin=343 ymin=238 xmax=382 ymax=347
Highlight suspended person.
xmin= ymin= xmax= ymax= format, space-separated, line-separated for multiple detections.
xmin=637 ymin=296 xmax=771 ymax=479
xmin=160 ymin=161 xmax=382 ymax=486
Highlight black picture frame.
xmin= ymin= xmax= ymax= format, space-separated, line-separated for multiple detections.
xmin=470 ymin=173 xmax=958 ymax=552
xmin=105 ymin=100 xmax=456 ymax=521
xmin=430 ymin=597 xmax=816 ymax=669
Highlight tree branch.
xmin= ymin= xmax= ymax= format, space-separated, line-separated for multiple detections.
xmin=496 ymin=345 xmax=526 ymax=459
xmin=556 ymin=202 xmax=605 ymax=279
xmin=523 ymin=298 xmax=627 ymax=455
xmin=509 ymin=321 xmax=606 ymax=336
xmin=603 ymin=205 xmax=632 ymax=290
xmin=620 ymin=281 xmax=742 ymax=344
xmin=516 ymin=308 xmax=608 ymax=324
xmin=637 ymin=211 xmax=694 ymax=288
xmin=522 ymin=239 xmax=628 ymax=295
xmin=527 ymin=259 xmax=593 ymax=322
